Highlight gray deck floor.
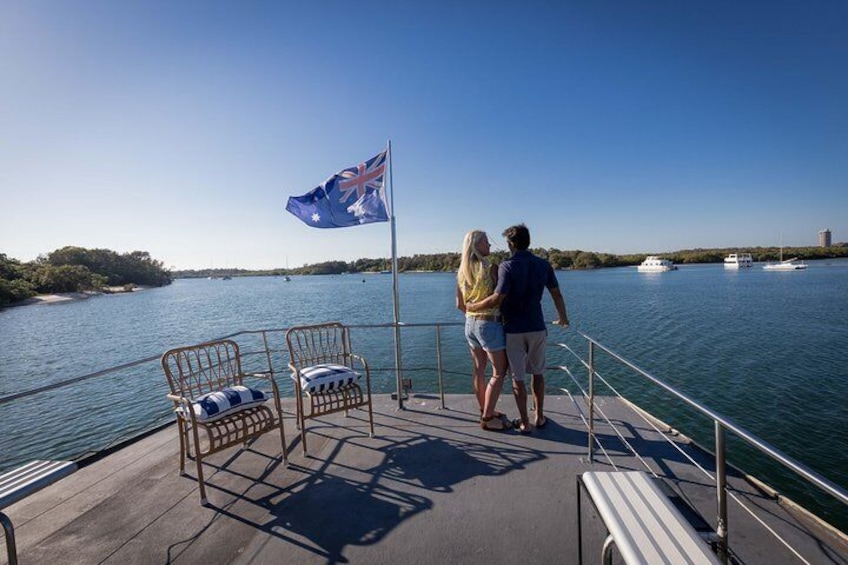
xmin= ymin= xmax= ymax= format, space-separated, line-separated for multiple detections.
xmin=3 ymin=394 xmax=847 ymax=564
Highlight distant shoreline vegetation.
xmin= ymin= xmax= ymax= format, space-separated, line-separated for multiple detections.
xmin=172 ymin=243 xmax=848 ymax=279
xmin=5 ymin=243 xmax=846 ymax=305
xmin=1 ymin=246 xmax=172 ymax=307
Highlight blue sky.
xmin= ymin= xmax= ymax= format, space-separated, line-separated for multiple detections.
xmin=2 ymin=1 xmax=846 ymax=270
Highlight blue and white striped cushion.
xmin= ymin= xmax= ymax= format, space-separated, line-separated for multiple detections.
xmin=295 ymin=364 xmax=360 ymax=394
xmin=184 ymin=386 xmax=268 ymax=422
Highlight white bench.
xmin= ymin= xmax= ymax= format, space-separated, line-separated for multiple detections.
xmin=577 ymin=471 xmax=721 ymax=565
xmin=0 ymin=460 xmax=77 ymax=565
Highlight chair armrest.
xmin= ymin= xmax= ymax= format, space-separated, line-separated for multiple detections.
xmin=166 ymin=393 xmax=200 ymax=425
xmin=248 ymin=372 xmax=283 ymax=396
xmin=349 ymin=353 xmax=370 ymax=373
xmin=167 ymin=393 xmax=190 ymax=404
xmin=248 ymin=371 xmax=276 ymax=381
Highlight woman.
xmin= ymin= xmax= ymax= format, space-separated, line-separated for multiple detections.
xmin=456 ymin=230 xmax=511 ymax=431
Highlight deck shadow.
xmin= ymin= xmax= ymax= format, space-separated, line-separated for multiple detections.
xmin=206 ymin=422 xmax=544 ymax=563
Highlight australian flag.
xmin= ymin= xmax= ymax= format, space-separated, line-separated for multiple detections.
xmin=286 ymin=150 xmax=389 ymax=228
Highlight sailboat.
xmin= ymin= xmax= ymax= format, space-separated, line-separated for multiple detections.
xmin=763 ymin=237 xmax=807 ymax=271
xmin=283 ymin=256 xmax=292 ymax=281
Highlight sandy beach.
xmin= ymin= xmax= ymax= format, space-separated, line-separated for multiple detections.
xmin=4 ymin=287 xmax=143 ymax=308
xmin=11 ymin=292 xmax=95 ymax=306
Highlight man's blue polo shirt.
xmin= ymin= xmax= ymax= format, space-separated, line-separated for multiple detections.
xmin=495 ymin=250 xmax=559 ymax=334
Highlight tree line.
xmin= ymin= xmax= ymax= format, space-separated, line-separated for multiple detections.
xmin=172 ymin=242 xmax=848 ymax=278
xmin=1 ymin=247 xmax=172 ymax=306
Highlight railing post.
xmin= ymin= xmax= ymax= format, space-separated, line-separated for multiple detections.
xmin=393 ymin=322 xmax=405 ymax=410
xmin=588 ymin=341 xmax=595 ymax=464
xmin=436 ymin=325 xmax=446 ymax=409
xmin=261 ymin=331 xmax=274 ymax=375
xmin=715 ymin=421 xmax=729 ymax=563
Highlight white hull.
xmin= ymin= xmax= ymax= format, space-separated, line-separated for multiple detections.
xmin=763 ymin=261 xmax=807 ymax=271
xmin=638 ymin=256 xmax=676 ymax=272
xmin=724 ymin=253 xmax=753 ymax=268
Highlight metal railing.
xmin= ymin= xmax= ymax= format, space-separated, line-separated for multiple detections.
xmin=0 ymin=322 xmax=466 ymax=468
xmin=555 ymin=328 xmax=848 ymax=563
xmin=3 ymin=320 xmax=846 ymax=561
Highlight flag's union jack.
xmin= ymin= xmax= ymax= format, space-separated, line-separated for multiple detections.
xmin=338 ymin=151 xmax=386 ymax=203
xmin=286 ymin=149 xmax=390 ymax=229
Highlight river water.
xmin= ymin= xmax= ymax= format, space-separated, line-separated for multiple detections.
xmin=2 ymin=260 xmax=847 ymax=526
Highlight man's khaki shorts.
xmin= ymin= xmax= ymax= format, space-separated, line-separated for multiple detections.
xmin=505 ymin=330 xmax=547 ymax=381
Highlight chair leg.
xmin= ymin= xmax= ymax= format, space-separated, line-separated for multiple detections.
xmin=277 ymin=418 xmax=288 ymax=466
xmin=602 ymin=534 xmax=615 ymax=565
xmin=367 ymin=396 xmax=375 ymax=438
xmin=297 ymin=391 xmax=309 ymax=456
xmin=189 ymin=424 xmax=209 ymax=506
xmin=300 ymin=417 xmax=309 ymax=457
xmin=195 ymin=455 xmax=208 ymax=507
xmin=177 ymin=419 xmax=187 ymax=475
xmin=1 ymin=512 xmax=18 ymax=565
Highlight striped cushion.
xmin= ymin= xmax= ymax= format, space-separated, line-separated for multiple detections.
xmin=183 ymin=386 xmax=268 ymax=422
xmin=295 ymin=364 xmax=360 ymax=394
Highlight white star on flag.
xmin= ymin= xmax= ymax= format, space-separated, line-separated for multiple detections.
xmin=311 ymin=213 xmax=320 ymax=222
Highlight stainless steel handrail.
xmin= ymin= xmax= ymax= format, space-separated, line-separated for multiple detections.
xmin=559 ymin=328 xmax=848 ymax=563
xmin=3 ymin=321 xmax=844 ymax=539
xmin=0 ymin=322 xmax=465 ymax=409
xmin=569 ymin=328 xmax=848 ymax=507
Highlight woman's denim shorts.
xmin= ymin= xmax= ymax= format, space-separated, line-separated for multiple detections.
xmin=465 ymin=316 xmax=506 ymax=352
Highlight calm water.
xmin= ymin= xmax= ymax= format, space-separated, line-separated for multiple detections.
xmin=2 ymin=260 xmax=847 ymax=525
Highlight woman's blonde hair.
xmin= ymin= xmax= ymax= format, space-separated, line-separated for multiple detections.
xmin=457 ymin=230 xmax=487 ymax=294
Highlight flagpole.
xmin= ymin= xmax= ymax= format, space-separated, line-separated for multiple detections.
xmin=387 ymin=140 xmax=405 ymax=410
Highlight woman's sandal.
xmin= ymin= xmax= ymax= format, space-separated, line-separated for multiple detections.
xmin=481 ymin=414 xmax=513 ymax=431
xmin=512 ymin=419 xmax=532 ymax=434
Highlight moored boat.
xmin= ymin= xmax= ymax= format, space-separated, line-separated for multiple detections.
xmin=724 ymin=253 xmax=753 ymax=268
xmin=764 ymin=237 xmax=807 ymax=271
xmin=637 ymin=255 xmax=677 ymax=272
xmin=763 ymin=258 xmax=807 ymax=271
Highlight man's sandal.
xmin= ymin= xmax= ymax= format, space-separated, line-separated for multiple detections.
xmin=512 ymin=419 xmax=532 ymax=434
xmin=481 ymin=414 xmax=513 ymax=431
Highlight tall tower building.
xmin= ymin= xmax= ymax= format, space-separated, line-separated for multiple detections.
xmin=819 ymin=228 xmax=832 ymax=248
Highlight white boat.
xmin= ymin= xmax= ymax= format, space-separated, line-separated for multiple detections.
xmin=763 ymin=245 xmax=807 ymax=271
xmin=724 ymin=253 xmax=753 ymax=268
xmin=637 ymin=256 xmax=677 ymax=272
xmin=763 ymin=257 xmax=807 ymax=271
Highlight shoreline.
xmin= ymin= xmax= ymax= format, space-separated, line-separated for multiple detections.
xmin=6 ymin=292 xmax=97 ymax=308
xmin=3 ymin=287 xmax=144 ymax=309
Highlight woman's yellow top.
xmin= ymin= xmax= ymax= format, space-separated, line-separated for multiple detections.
xmin=462 ymin=260 xmax=500 ymax=317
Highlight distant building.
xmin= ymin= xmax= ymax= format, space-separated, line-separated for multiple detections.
xmin=819 ymin=228 xmax=832 ymax=248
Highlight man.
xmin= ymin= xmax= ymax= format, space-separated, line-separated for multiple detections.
xmin=467 ymin=224 xmax=569 ymax=432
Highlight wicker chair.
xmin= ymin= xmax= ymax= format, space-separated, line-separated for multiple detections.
xmin=161 ymin=339 xmax=287 ymax=506
xmin=286 ymin=322 xmax=375 ymax=456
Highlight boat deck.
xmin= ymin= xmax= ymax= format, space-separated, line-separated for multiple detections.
xmin=3 ymin=394 xmax=846 ymax=564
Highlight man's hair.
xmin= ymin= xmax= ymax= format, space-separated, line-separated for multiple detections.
xmin=503 ymin=224 xmax=530 ymax=251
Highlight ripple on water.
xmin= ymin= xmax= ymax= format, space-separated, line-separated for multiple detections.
xmin=1 ymin=265 xmax=847 ymax=524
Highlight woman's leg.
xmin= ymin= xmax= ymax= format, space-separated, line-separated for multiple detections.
xmin=470 ymin=346 xmax=488 ymax=412
xmin=481 ymin=348 xmax=507 ymax=420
